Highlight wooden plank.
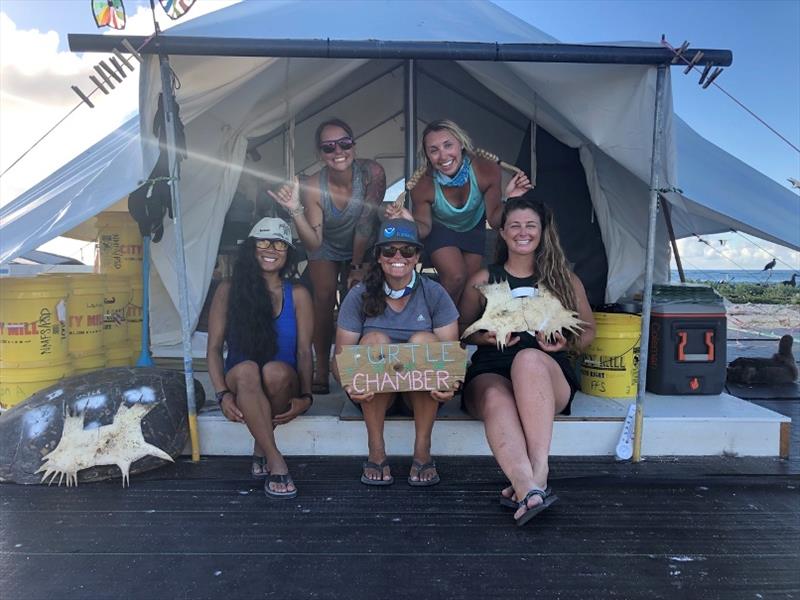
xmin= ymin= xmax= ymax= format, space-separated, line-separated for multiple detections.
xmin=337 ymin=342 xmax=466 ymax=394
xmin=780 ymin=421 xmax=791 ymax=459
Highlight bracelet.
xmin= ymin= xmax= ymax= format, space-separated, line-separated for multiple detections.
xmin=289 ymin=205 xmax=305 ymax=217
xmin=299 ymin=392 xmax=314 ymax=406
xmin=215 ymin=389 xmax=232 ymax=404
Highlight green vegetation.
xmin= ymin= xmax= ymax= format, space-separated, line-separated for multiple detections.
xmin=699 ymin=281 xmax=800 ymax=305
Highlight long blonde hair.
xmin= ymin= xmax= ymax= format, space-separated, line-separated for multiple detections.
xmin=497 ymin=195 xmax=579 ymax=341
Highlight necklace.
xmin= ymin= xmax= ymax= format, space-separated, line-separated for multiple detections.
xmin=384 ymin=270 xmax=417 ymax=299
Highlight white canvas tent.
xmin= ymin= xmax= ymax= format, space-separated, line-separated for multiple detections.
xmin=1 ymin=0 xmax=797 ymax=354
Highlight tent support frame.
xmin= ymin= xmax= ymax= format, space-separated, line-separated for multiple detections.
xmin=157 ymin=53 xmax=201 ymax=461
xmin=661 ymin=195 xmax=686 ymax=283
xmin=404 ymin=59 xmax=417 ymax=187
xmin=632 ymin=64 xmax=668 ymax=462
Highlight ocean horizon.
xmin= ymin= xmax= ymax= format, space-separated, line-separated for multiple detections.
xmin=670 ymin=269 xmax=797 ymax=284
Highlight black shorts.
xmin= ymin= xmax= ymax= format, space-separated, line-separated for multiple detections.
xmin=462 ymin=347 xmax=578 ymax=416
xmin=424 ymin=217 xmax=486 ymax=256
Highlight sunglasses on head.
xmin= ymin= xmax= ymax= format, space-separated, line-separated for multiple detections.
xmin=254 ymin=239 xmax=289 ymax=251
xmin=379 ymin=245 xmax=418 ymax=259
xmin=319 ymin=137 xmax=355 ymax=154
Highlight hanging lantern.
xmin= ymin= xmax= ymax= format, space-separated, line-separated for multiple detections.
xmin=159 ymin=0 xmax=196 ymax=20
xmin=91 ymin=0 xmax=126 ymax=30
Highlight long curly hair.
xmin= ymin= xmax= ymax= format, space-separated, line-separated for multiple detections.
xmin=225 ymin=237 xmax=298 ymax=363
xmin=496 ymin=194 xmax=578 ymax=335
xmin=361 ymin=247 xmax=389 ymax=318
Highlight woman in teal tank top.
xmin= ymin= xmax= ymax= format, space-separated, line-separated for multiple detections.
xmin=387 ymin=119 xmax=531 ymax=306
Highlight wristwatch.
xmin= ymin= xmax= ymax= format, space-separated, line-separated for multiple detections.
xmin=215 ymin=389 xmax=231 ymax=404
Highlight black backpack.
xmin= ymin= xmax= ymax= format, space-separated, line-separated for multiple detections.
xmin=127 ymin=92 xmax=187 ymax=243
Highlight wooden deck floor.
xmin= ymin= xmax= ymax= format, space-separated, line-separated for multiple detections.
xmin=2 ymin=413 xmax=799 ymax=600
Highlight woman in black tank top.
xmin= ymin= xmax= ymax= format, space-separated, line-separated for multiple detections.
xmin=458 ymin=194 xmax=596 ymax=526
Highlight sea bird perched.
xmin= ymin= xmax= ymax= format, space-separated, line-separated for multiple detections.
xmin=763 ymin=258 xmax=777 ymax=271
xmin=781 ymin=273 xmax=797 ymax=287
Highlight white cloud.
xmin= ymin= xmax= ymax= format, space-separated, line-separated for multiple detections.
xmin=0 ymin=1 xmax=240 ymax=204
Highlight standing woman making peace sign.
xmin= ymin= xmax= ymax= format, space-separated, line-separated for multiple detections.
xmin=270 ymin=119 xmax=386 ymax=395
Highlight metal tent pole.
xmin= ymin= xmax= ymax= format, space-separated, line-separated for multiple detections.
xmin=632 ymin=64 xmax=667 ymax=463
xmin=661 ymin=197 xmax=686 ymax=283
xmin=135 ymin=235 xmax=155 ymax=367
xmin=157 ymin=53 xmax=201 ymax=461
xmin=404 ymin=59 xmax=417 ymax=186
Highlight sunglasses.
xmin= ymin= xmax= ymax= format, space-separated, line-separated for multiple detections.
xmin=255 ymin=239 xmax=289 ymax=251
xmin=319 ymin=137 xmax=355 ymax=154
xmin=379 ymin=245 xmax=418 ymax=259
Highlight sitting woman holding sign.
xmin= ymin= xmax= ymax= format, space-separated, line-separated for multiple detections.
xmin=333 ymin=219 xmax=460 ymax=487
xmin=459 ymin=195 xmax=595 ymax=526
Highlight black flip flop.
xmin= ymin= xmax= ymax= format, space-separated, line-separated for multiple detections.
xmin=264 ymin=473 xmax=297 ymax=499
xmin=251 ymin=455 xmax=269 ymax=479
xmin=515 ymin=487 xmax=558 ymax=526
xmin=360 ymin=460 xmax=394 ymax=486
xmin=408 ymin=460 xmax=440 ymax=487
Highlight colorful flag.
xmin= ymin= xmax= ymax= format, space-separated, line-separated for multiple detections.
xmin=91 ymin=0 xmax=126 ymax=30
xmin=159 ymin=0 xmax=196 ymax=20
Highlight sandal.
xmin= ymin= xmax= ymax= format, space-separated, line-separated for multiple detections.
xmin=408 ymin=459 xmax=440 ymax=487
xmin=311 ymin=381 xmax=330 ymax=395
xmin=499 ymin=485 xmax=518 ymax=509
xmin=264 ymin=473 xmax=297 ymax=499
xmin=360 ymin=460 xmax=394 ymax=486
xmin=251 ymin=455 xmax=269 ymax=479
xmin=515 ymin=487 xmax=558 ymax=527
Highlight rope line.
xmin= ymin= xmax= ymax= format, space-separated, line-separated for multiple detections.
xmin=662 ymin=38 xmax=800 ymax=154
xmin=730 ymin=230 xmax=799 ymax=271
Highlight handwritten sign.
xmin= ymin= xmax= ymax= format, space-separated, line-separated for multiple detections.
xmin=337 ymin=342 xmax=467 ymax=395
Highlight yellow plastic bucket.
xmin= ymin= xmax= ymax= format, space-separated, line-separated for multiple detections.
xmin=103 ymin=276 xmax=129 ymax=346
xmin=95 ymin=211 xmax=143 ymax=276
xmin=0 ymin=276 xmax=69 ymax=367
xmin=127 ymin=277 xmax=143 ymax=349
xmin=580 ymin=312 xmax=641 ymax=398
xmin=72 ymin=350 xmax=107 ymax=375
xmin=67 ymin=274 xmax=105 ymax=355
xmin=0 ymin=362 xmax=73 ymax=409
xmin=106 ymin=345 xmax=132 ymax=367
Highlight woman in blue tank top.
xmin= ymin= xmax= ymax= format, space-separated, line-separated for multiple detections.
xmin=269 ymin=119 xmax=386 ymax=395
xmin=387 ymin=119 xmax=532 ymax=306
xmin=459 ymin=195 xmax=596 ymax=526
xmin=207 ymin=217 xmax=314 ymax=500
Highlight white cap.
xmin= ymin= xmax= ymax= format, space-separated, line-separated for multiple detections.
xmin=247 ymin=217 xmax=293 ymax=246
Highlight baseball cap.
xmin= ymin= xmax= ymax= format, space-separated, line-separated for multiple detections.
xmin=247 ymin=217 xmax=294 ymax=246
xmin=375 ymin=218 xmax=422 ymax=248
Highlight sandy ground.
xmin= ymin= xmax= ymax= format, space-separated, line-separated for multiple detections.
xmin=725 ymin=301 xmax=800 ymax=338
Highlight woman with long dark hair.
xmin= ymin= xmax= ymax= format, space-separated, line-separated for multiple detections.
xmin=333 ymin=219 xmax=460 ymax=487
xmin=459 ymin=194 xmax=595 ymax=526
xmin=207 ymin=217 xmax=313 ymax=499
xmin=386 ymin=119 xmax=531 ymax=305
xmin=269 ymin=118 xmax=386 ymax=395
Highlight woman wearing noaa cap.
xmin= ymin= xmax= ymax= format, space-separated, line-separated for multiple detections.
xmin=333 ymin=218 xmax=459 ymax=487
xmin=207 ymin=217 xmax=313 ymax=499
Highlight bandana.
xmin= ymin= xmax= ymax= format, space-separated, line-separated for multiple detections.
xmin=384 ymin=270 xmax=418 ymax=299
xmin=433 ymin=155 xmax=471 ymax=188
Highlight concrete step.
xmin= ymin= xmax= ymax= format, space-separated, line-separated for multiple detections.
xmin=188 ymin=382 xmax=789 ymax=458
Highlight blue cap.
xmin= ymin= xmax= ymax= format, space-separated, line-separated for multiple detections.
xmin=375 ymin=218 xmax=422 ymax=248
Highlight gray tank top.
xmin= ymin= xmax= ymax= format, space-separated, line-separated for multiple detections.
xmin=307 ymin=160 xmax=367 ymax=261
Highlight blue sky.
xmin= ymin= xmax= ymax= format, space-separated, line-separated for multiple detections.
xmin=1 ymin=0 xmax=798 ymax=270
